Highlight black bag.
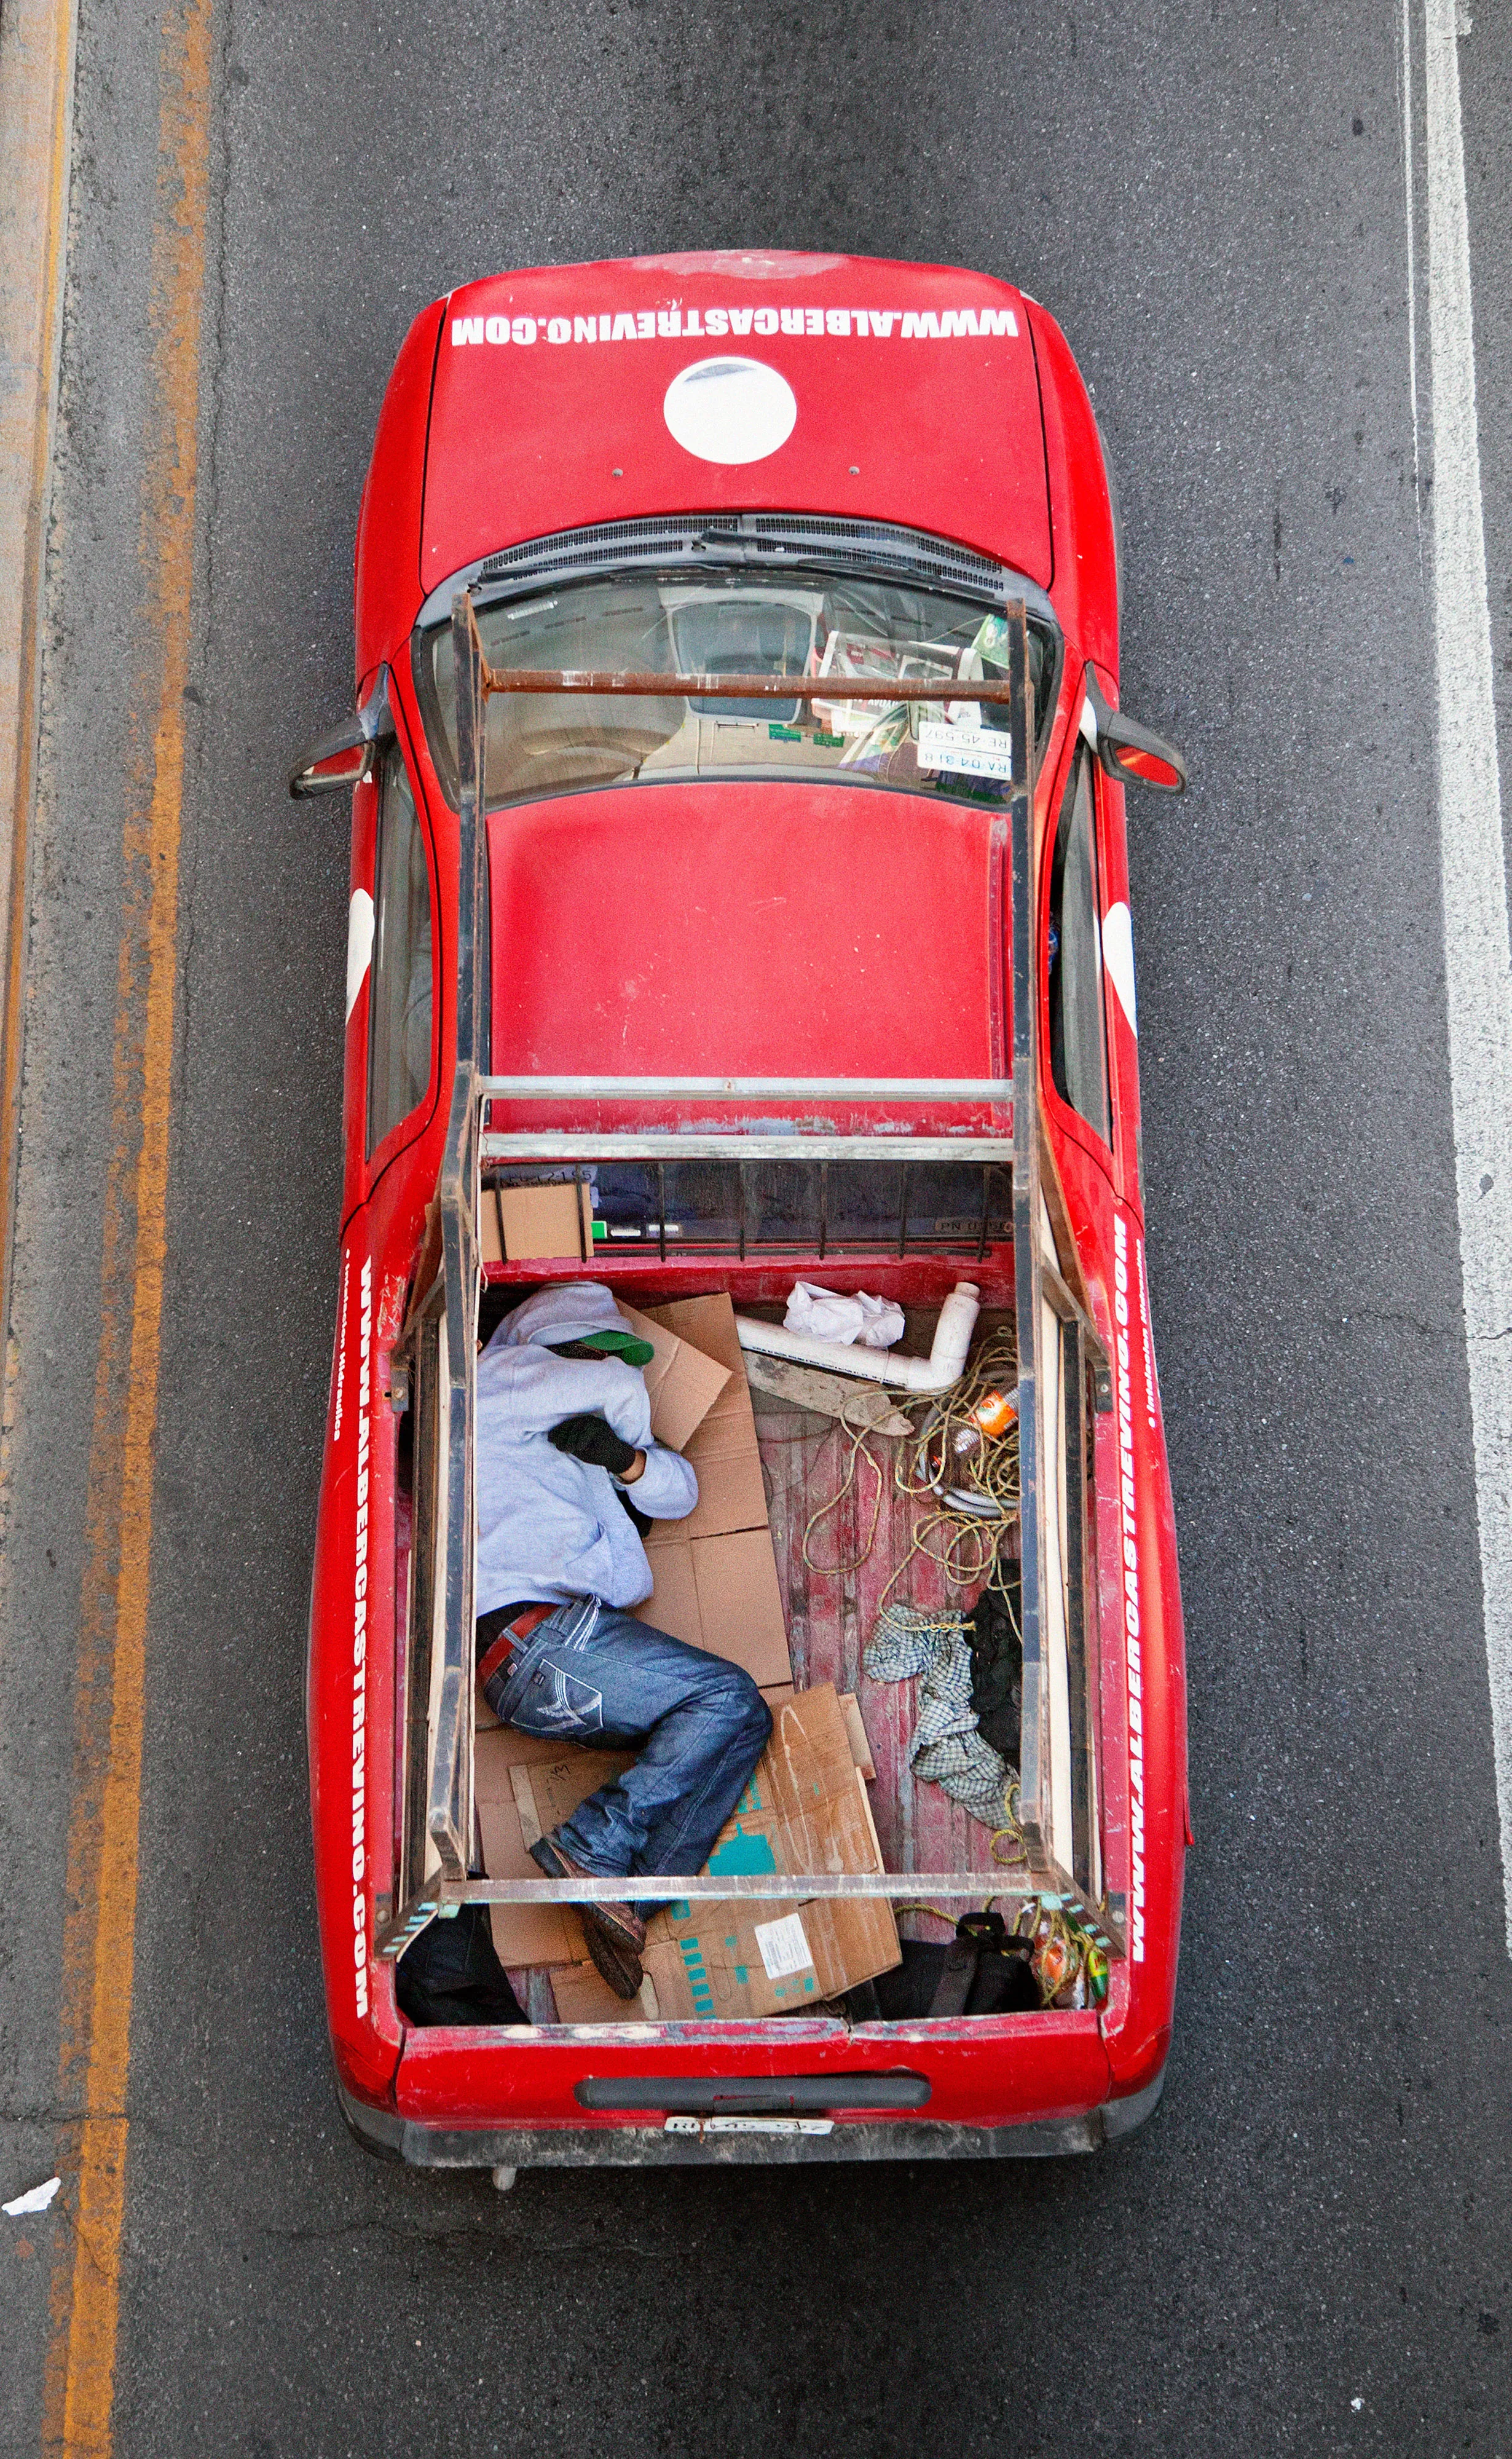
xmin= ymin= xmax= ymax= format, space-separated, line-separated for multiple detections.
xmin=966 ymin=1568 xmax=1023 ymax=1761
xmin=395 ymin=1903 xmax=529 ymax=2027
xmin=849 ymin=1912 xmax=1039 ymax=2020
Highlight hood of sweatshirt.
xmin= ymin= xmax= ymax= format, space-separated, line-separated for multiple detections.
xmin=498 ymin=1281 xmax=635 ymax=1353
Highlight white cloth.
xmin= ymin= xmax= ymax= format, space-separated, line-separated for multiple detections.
xmin=474 ymin=1283 xmax=696 ymax=1616
xmin=784 ymin=1280 xmax=905 ymax=1351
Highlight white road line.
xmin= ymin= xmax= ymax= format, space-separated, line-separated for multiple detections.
xmin=1423 ymin=0 xmax=1512 ymax=1951
xmin=1398 ymin=0 xmax=1422 ymax=547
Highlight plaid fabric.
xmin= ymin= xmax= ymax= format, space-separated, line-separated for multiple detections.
xmin=864 ymin=1604 xmax=1010 ymax=1828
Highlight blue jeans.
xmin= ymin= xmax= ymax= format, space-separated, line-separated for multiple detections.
xmin=493 ymin=1599 xmax=773 ymax=1891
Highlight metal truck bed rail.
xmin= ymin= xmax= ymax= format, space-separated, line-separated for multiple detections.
xmin=380 ymin=590 xmax=1122 ymax=1972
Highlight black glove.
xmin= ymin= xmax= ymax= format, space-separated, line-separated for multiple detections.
xmin=547 ymin=1411 xmax=639 ymax=1477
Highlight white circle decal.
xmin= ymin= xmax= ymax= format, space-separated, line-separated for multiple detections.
xmin=663 ymin=357 xmax=797 ymax=465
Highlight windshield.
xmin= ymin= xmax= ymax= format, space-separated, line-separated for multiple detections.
xmin=414 ymin=569 xmax=1053 ymax=813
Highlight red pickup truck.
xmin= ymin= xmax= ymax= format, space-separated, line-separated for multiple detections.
xmin=293 ymin=251 xmax=1188 ymax=2176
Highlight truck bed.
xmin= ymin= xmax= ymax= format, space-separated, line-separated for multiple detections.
xmin=758 ymin=1387 xmax=1013 ymax=1936
xmin=502 ymin=1332 xmax=1018 ymax=2021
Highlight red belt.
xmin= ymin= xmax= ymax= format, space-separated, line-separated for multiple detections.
xmin=477 ymin=1601 xmax=555 ymax=1695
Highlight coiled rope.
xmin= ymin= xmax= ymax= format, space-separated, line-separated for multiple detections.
xmin=796 ymin=1324 xmax=1024 ymax=1605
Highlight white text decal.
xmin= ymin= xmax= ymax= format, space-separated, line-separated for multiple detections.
xmin=352 ymin=1255 xmax=373 ymax=2020
xmin=450 ymin=302 xmax=1019 ymax=349
xmin=1112 ymin=1212 xmax=1146 ymax=1963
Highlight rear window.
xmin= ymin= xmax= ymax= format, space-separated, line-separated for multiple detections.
xmin=366 ymin=746 xmax=434 ymax=1155
xmin=1047 ymin=747 xmax=1110 ymax=1145
xmin=415 ymin=570 xmax=1052 ymax=813
xmin=487 ymin=1158 xmax=1013 ymax=1258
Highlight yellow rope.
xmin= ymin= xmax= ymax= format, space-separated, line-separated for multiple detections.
xmin=799 ymin=1392 xmax=891 ymax=1576
xmin=795 ymin=1321 xmax=1025 ymax=1601
xmin=892 ymin=1325 xmax=1022 ymax=1597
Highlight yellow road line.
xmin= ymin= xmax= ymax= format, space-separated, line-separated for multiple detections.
xmin=41 ymin=6 xmax=213 ymax=2451
xmin=0 ymin=0 xmax=80 ymax=1443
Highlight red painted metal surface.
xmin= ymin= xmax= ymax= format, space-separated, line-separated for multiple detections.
xmin=393 ymin=2013 xmax=1112 ymax=2133
xmin=308 ymin=253 xmax=1187 ymax=2145
xmin=308 ymin=1225 xmax=405 ymax=2109
xmin=486 ymin=783 xmax=999 ymax=1084
xmin=355 ymin=297 xmax=444 ymax=685
xmin=420 ymin=254 xmax=1050 ymax=599
xmin=1026 ymin=299 xmax=1120 ymax=685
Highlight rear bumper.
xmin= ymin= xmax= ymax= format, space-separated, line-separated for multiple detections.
xmin=339 ymin=2062 xmax=1166 ymax=2169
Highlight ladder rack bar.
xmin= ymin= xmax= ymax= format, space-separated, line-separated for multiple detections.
xmin=479 ymin=1075 xmax=1013 ymax=1102
xmin=478 ymin=666 xmax=1020 ymax=706
xmin=443 ymin=1871 xmax=1042 ymax=1902
xmin=374 ymin=1866 xmax=1125 ymax=1965
xmin=479 ymin=1134 xmax=1017 ymax=1164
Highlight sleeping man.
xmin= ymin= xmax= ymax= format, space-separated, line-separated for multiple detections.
xmin=474 ymin=1283 xmax=772 ymax=2000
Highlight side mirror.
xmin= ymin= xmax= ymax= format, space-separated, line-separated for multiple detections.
xmin=1082 ymin=672 xmax=1186 ymax=795
xmin=288 ymin=666 xmax=395 ymax=797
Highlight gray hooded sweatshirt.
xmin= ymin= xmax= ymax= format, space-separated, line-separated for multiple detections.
xmin=474 ymin=1282 xmax=698 ymax=1616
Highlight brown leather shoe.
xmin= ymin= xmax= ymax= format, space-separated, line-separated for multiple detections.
xmin=530 ymin=1833 xmax=645 ymax=2001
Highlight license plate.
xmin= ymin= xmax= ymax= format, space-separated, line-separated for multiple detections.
xmin=663 ymin=2115 xmax=834 ymax=2137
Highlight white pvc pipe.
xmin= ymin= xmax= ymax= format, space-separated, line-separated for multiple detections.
xmin=734 ymin=1282 xmax=981 ymax=1394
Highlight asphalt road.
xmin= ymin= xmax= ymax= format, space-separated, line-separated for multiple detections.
xmin=3 ymin=2 xmax=1512 ymax=2452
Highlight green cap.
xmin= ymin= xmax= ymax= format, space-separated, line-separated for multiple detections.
xmin=577 ymin=1327 xmax=655 ymax=1370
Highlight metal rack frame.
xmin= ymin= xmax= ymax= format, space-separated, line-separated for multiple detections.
xmin=378 ymin=589 xmax=1122 ymax=1970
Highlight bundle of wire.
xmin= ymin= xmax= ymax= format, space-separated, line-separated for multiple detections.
xmin=900 ymin=1325 xmax=1022 ymax=1522
xmin=799 ymin=1324 xmax=1022 ymax=1603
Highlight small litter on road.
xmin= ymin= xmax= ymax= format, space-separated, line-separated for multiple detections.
xmin=3 ymin=2176 xmax=60 ymax=2217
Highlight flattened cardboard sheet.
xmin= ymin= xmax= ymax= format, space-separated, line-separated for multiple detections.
xmin=473 ymin=1723 xmax=633 ymax=1969
xmin=644 ymin=1295 xmax=770 ymax=1540
xmin=632 ymin=1292 xmax=792 ymax=1689
xmin=549 ymin=1685 xmax=899 ymax=2023
xmin=616 ymin=1300 xmax=731 ymax=1454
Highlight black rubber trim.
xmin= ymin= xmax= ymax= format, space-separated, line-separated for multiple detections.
xmin=575 ymin=2072 xmax=930 ymax=2115
xmin=433 ymin=510 xmax=1010 ymax=622
xmin=1100 ymin=2060 xmax=1168 ymax=2142
xmin=336 ymin=2081 xmax=1104 ymax=2164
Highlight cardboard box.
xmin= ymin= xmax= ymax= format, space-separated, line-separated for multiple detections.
xmin=632 ymin=1293 xmax=793 ymax=1691
xmin=766 ymin=1684 xmax=877 ymax=1781
xmin=474 ymin=1724 xmax=636 ymax=1968
xmin=549 ymin=1960 xmax=659 ymax=2025
xmin=643 ymin=1684 xmax=899 ymax=2019
xmin=616 ymin=1300 xmax=731 ymax=1454
xmin=479 ymin=1180 xmax=593 ymax=1264
xmin=840 ymin=1691 xmax=876 ymax=1782
xmin=547 ymin=1686 xmax=899 ymax=2023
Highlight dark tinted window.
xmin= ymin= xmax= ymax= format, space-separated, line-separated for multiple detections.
xmin=1047 ymin=748 xmax=1111 ymax=1145
xmin=554 ymin=1158 xmax=1012 ymax=1255
xmin=366 ymin=747 xmax=433 ymax=1156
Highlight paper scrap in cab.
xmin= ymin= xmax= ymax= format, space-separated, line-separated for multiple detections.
xmin=916 ymin=719 xmax=1013 ymax=781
